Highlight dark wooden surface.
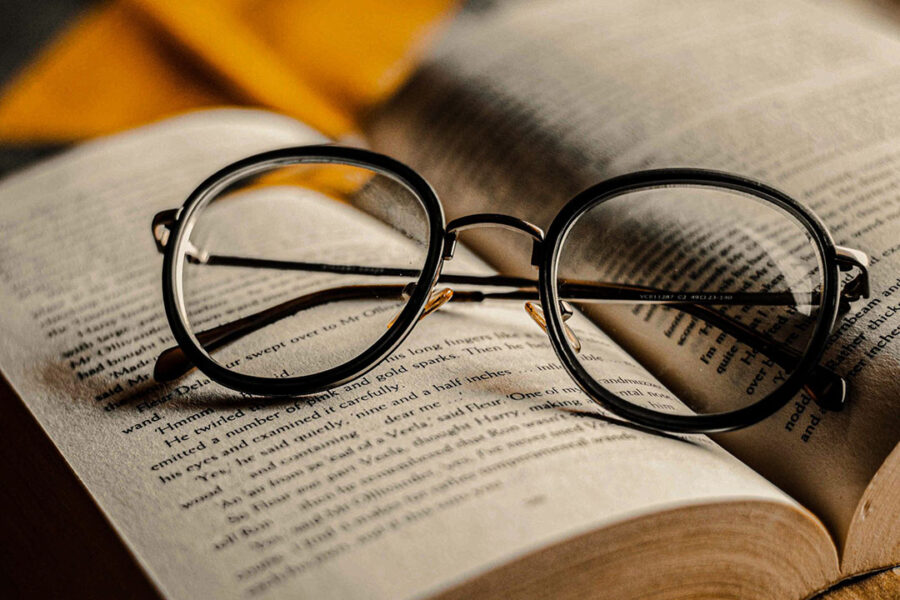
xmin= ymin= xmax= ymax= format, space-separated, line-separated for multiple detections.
xmin=0 ymin=375 xmax=161 ymax=599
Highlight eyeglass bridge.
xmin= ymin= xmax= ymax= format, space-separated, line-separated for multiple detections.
xmin=443 ymin=213 xmax=545 ymax=266
xmin=440 ymin=214 xmax=584 ymax=346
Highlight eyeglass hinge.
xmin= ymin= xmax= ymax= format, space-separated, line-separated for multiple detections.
xmin=834 ymin=246 xmax=870 ymax=306
xmin=152 ymin=209 xmax=179 ymax=254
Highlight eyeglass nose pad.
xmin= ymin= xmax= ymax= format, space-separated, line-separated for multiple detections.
xmin=387 ymin=287 xmax=454 ymax=329
xmin=523 ymin=301 xmax=582 ymax=353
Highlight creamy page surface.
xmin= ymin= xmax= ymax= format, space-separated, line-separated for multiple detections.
xmin=0 ymin=110 xmax=800 ymax=599
xmin=368 ymin=0 xmax=900 ymax=563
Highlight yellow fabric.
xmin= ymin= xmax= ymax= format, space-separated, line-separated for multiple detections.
xmin=0 ymin=0 xmax=456 ymax=142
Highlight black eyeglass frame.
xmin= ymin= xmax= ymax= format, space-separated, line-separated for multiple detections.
xmin=162 ymin=146 xmax=446 ymax=402
xmin=159 ymin=145 xmax=852 ymax=434
xmin=540 ymin=171 xmax=841 ymax=433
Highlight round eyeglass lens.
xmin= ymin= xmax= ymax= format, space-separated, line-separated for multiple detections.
xmin=553 ymin=184 xmax=826 ymax=417
xmin=175 ymin=158 xmax=432 ymax=379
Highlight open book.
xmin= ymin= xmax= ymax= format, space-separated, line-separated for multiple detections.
xmin=0 ymin=1 xmax=897 ymax=599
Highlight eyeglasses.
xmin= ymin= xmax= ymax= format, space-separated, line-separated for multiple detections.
xmin=150 ymin=146 xmax=869 ymax=433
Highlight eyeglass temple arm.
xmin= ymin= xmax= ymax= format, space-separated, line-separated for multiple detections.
xmin=152 ymin=278 xmax=852 ymax=412
xmin=153 ymin=248 xmax=847 ymax=304
xmin=152 ymin=211 xmax=868 ymax=306
xmin=152 ymin=282 xmax=511 ymax=383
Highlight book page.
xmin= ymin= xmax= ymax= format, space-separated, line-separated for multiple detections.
xmin=367 ymin=0 xmax=900 ymax=569
xmin=0 ymin=110 xmax=815 ymax=599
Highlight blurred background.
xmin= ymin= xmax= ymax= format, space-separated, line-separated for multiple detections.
xmin=0 ymin=0 xmax=459 ymax=174
xmin=3 ymin=0 xmax=900 ymax=177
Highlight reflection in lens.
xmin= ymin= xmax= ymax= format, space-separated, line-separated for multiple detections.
xmin=554 ymin=185 xmax=824 ymax=417
xmin=178 ymin=160 xmax=430 ymax=379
